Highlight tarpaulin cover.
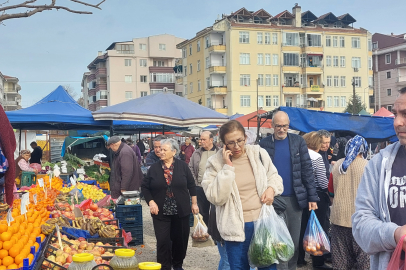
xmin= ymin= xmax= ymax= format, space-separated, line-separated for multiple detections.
xmin=235 ymin=110 xmax=272 ymax=128
xmin=61 ymin=136 xmax=107 ymax=156
xmin=6 ymin=86 xmax=111 ymax=130
xmin=278 ymin=106 xmax=395 ymax=141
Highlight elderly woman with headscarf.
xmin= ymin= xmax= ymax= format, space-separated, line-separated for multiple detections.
xmin=327 ymin=135 xmax=370 ymax=270
xmin=15 ymin=150 xmax=38 ymax=186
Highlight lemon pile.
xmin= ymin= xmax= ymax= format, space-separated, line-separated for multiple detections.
xmin=60 ymin=183 xmax=105 ymax=201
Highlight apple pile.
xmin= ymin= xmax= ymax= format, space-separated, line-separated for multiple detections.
xmin=49 ymin=206 xmax=114 ymax=221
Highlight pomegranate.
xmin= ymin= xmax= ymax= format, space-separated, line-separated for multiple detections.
xmin=89 ymin=204 xmax=98 ymax=211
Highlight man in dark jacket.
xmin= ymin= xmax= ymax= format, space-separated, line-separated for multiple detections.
xmin=260 ymin=111 xmax=319 ymax=270
xmin=146 ymin=135 xmax=166 ymax=167
xmin=107 ymin=136 xmax=143 ymax=199
xmin=29 ymin=142 xmax=42 ymax=164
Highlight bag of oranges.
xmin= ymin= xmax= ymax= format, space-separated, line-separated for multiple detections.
xmin=303 ymin=210 xmax=330 ymax=256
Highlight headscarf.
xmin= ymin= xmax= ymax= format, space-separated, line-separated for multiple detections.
xmin=339 ymin=135 xmax=368 ymax=174
xmin=20 ymin=150 xmax=31 ymax=156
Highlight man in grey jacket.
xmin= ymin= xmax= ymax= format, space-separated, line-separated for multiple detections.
xmin=353 ymin=87 xmax=406 ymax=270
xmin=189 ymin=131 xmax=217 ymax=225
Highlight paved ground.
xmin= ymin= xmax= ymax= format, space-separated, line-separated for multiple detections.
xmin=133 ymin=201 xmax=317 ymax=270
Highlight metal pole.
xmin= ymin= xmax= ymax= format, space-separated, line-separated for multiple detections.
xmin=162 ymin=125 xmax=165 ymax=135
xmin=19 ymin=129 xmax=22 ymax=152
xmin=257 ymin=79 xmax=259 ymax=114
xmin=352 ymin=80 xmax=356 ymax=114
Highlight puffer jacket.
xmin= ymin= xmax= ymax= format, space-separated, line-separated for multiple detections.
xmin=202 ymin=145 xmax=283 ymax=242
xmin=259 ymin=134 xmax=319 ymax=209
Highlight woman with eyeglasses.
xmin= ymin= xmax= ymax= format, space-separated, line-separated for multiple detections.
xmin=202 ymin=120 xmax=283 ymax=270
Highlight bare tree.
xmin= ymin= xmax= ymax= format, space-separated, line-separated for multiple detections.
xmin=77 ymin=97 xmax=85 ymax=107
xmin=0 ymin=0 xmax=105 ymax=23
xmin=63 ymin=84 xmax=77 ymax=99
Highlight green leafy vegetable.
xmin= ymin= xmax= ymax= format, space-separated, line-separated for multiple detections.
xmin=248 ymin=226 xmax=278 ymax=267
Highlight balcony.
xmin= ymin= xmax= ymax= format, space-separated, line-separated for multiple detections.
xmin=95 ymin=68 xmax=107 ymax=77
xmin=301 ymin=64 xmax=323 ymax=74
xmin=176 ymin=77 xmax=183 ymax=84
xmin=396 ymin=76 xmax=406 ymax=86
xmin=395 ymin=57 xmax=406 ymax=66
xmin=95 ymin=83 xmax=107 ymax=91
xmin=282 ymin=43 xmax=301 ymax=51
xmin=209 ymin=86 xmax=227 ymax=95
xmin=302 ymin=46 xmax=323 ymax=54
xmin=88 ymin=73 xmax=96 ymax=81
xmin=149 ymin=83 xmax=175 ymax=89
xmin=3 ymin=100 xmax=19 ymax=106
xmin=303 ymin=85 xmax=324 ymax=94
xmin=369 ymin=89 xmax=374 ymax=96
xmin=3 ymin=87 xmax=18 ymax=94
xmin=149 ymin=66 xmax=175 ymax=73
xmin=208 ymin=44 xmax=226 ymax=53
xmin=282 ymin=65 xmax=301 ymax=73
xmin=16 ymin=84 xmax=21 ymax=91
xmin=283 ymin=86 xmax=301 ymax=94
xmin=209 ymin=65 xmax=226 ymax=74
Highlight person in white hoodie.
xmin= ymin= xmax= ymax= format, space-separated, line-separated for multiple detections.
xmin=202 ymin=120 xmax=284 ymax=270
xmin=352 ymin=87 xmax=406 ymax=270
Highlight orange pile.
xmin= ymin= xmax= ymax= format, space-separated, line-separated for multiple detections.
xmin=43 ymin=176 xmax=63 ymax=190
xmin=0 ymin=208 xmax=47 ymax=269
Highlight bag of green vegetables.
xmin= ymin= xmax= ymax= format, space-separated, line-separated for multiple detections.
xmin=248 ymin=204 xmax=294 ymax=268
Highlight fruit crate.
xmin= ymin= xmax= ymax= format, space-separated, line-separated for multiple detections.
xmin=119 ymin=226 xmax=143 ymax=246
xmin=87 ymin=237 xmax=125 ymax=247
xmin=21 ymin=171 xmax=37 ymax=187
xmin=115 ymin=204 xmax=142 ymax=226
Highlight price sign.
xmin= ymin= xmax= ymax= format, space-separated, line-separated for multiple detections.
xmin=20 ymin=197 xmax=28 ymax=216
xmin=38 ymin=178 xmax=44 ymax=187
xmin=6 ymin=209 xmax=13 ymax=226
xmin=33 ymin=194 xmax=37 ymax=205
xmin=55 ymin=224 xmax=63 ymax=250
xmin=70 ymin=177 xmax=76 ymax=186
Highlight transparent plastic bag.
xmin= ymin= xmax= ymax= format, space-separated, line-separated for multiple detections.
xmin=192 ymin=214 xmax=209 ymax=242
xmin=303 ymin=210 xmax=331 ymax=256
xmin=69 ymin=187 xmax=84 ymax=200
xmin=248 ymin=205 xmax=294 ymax=268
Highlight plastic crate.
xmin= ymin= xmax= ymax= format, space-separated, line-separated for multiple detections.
xmin=97 ymin=181 xmax=110 ymax=190
xmin=115 ymin=205 xmax=142 ymax=226
xmin=120 ymin=226 xmax=143 ymax=246
xmin=21 ymin=171 xmax=37 ymax=187
xmin=87 ymin=237 xmax=125 ymax=247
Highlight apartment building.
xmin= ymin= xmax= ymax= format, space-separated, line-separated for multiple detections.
xmin=176 ymin=4 xmax=373 ymax=115
xmin=372 ymin=33 xmax=406 ymax=112
xmin=0 ymin=73 xmax=22 ymax=111
xmin=83 ymin=34 xmax=185 ymax=111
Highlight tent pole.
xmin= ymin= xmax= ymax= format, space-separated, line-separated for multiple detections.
xmin=19 ymin=129 xmax=22 ymax=152
xmin=162 ymin=125 xmax=165 ymax=135
xmin=138 ymin=131 xmax=141 ymax=141
xmin=25 ymin=130 xmax=27 ymax=150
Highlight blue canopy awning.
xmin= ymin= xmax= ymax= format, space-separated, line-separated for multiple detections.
xmin=6 ymin=85 xmax=111 ymax=130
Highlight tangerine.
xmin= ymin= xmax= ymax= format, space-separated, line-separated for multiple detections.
xmin=2 ymin=256 xmax=13 ymax=267
xmin=33 ymin=243 xmax=39 ymax=252
xmin=27 ymin=254 xmax=34 ymax=265
xmin=14 ymin=254 xmax=24 ymax=265
xmin=0 ymin=233 xmax=11 ymax=242
xmin=0 ymin=225 xmax=7 ymax=234
xmin=7 ymin=263 xmax=18 ymax=269
xmin=39 ymin=234 xmax=45 ymax=242
xmin=17 ymin=263 xmax=22 ymax=269
xmin=2 ymin=242 xmax=12 ymax=251
xmin=0 ymin=241 xmax=3 ymax=250
xmin=0 ymin=266 xmax=5 ymax=270
xmin=0 ymin=250 xmax=8 ymax=259
xmin=8 ymin=247 xmax=20 ymax=258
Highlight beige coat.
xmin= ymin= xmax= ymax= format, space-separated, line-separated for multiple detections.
xmin=202 ymin=144 xmax=283 ymax=242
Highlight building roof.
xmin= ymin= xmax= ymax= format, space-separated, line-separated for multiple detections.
xmin=252 ymin=9 xmax=272 ymax=18
xmin=230 ymin=7 xmax=252 ymax=17
xmin=272 ymin=10 xmax=294 ymax=19
xmin=301 ymin=10 xmax=317 ymax=22
xmin=3 ymin=75 xmax=18 ymax=82
xmin=372 ymin=33 xmax=406 ymax=50
xmin=87 ymin=54 xmax=107 ymax=69
xmin=337 ymin=13 xmax=356 ymax=24
xmin=106 ymin=41 xmax=132 ymax=51
xmin=314 ymin=12 xmax=338 ymax=23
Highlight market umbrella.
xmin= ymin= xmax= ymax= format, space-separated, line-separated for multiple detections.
xmin=358 ymin=109 xmax=370 ymax=116
xmin=373 ymin=107 xmax=394 ymax=118
xmin=234 ymin=110 xmax=272 ymax=128
xmin=92 ymin=92 xmax=229 ymax=127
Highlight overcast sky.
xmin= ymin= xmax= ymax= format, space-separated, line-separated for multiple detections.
xmin=1 ymin=0 xmax=404 ymax=108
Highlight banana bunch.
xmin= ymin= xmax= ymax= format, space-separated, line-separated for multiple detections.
xmin=56 ymin=193 xmax=69 ymax=203
xmin=0 ymin=203 xmax=9 ymax=212
xmin=98 ymin=225 xmax=117 ymax=238
xmin=41 ymin=217 xmax=71 ymax=235
xmin=72 ymin=217 xmax=117 ymax=237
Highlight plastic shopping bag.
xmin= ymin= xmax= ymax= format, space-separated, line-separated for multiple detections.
xmin=387 ymin=235 xmax=406 ymax=270
xmin=303 ymin=210 xmax=331 ymax=256
xmin=248 ymin=205 xmax=294 ymax=268
xmin=191 ymin=213 xmax=214 ymax=248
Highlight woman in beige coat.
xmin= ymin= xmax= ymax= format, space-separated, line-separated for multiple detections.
xmin=202 ymin=120 xmax=283 ymax=270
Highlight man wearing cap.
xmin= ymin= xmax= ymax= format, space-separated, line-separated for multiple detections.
xmin=107 ymin=136 xmax=144 ymax=199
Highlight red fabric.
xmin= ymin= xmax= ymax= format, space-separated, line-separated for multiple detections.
xmin=328 ymin=173 xmax=334 ymax=195
xmin=373 ymin=107 xmax=394 ymax=118
xmin=0 ymin=105 xmax=16 ymax=205
xmin=234 ymin=110 xmax=273 ymax=128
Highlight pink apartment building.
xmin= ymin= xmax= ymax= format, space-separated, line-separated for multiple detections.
xmin=82 ymin=34 xmax=185 ymax=111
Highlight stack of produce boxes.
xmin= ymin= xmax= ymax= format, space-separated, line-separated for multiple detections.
xmin=115 ymin=205 xmax=143 ymax=246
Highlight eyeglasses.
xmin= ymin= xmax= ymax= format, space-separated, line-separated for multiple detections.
xmin=225 ymin=139 xmax=245 ymax=148
xmin=274 ymin=124 xmax=289 ymax=129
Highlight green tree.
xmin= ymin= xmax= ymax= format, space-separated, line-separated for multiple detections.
xmin=344 ymin=94 xmax=367 ymax=114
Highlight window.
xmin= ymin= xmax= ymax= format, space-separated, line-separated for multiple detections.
xmin=205 ymin=57 xmax=210 ymax=68
xmin=258 ymin=74 xmax=264 ymax=86
xmin=334 ymin=76 xmax=339 ymax=87
xmin=265 ymin=54 xmax=271 ymax=65
xmin=197 ymin=40 xmax=201 ymax=52
xmin=125 ymin=91 xmax=132 ymax=100
xmin=326 ymin=56 xmax=332 ymax=67
xmin=388 ymin=105 xmax=393 ymax=111
xmin=205 ymin=36 xmax=209 ymax=48
xmin=334 ymin=96 xmax=339 ymax=107
xmin=266 ymin=75 xmax=271 ymax=86
xmin=189 ymin=44 xmax=192 ymax=55
xmin=117 ymin=44 xmax=134 ymax=54
xmin=273 ymin=95 xmax=279 ymax=107
xmin=372 ymin=42 xmax=378 ymax=50
xmin=352 ymin=57 xmax=361 ymax=68
xmin=240 ymin=95 xmax=251 ymax=107
xmin=387 ymin=71 xmax=391 ymax=79
xmin=387 ymin=89 xmax=392 ymax=96
xmin=327 ymin=76 xmax=332 ymax=87
xmin=283 ymin=32 xmax=299 ymax=46
xmin=159 ymin=44 xmax=166 ymax=51
xmin=99 ymin=90 xmax=107 ymax=100
xmin=189 ymin=64 xmax=192 ymax=74
xmin=197 ymin=60 xmax=201 ymax=71
xmin=140 ymin=75 xmax=147 ymax=83
xmin=189 ymin=82 xmax=193 ymax=93
xmin=326 ymin=36 xmax=331 ymax=47
xmin=239 ymin=31 xmax=250 ymax=43
xmin=385 ymin=54 xmax=391 ymax=64
xmin=352 ymin=37 xmax=360 ymax=48
xmin=207 ymin=98 xmax=212 ymax=108
xmin=153 ymin=60 xmax=165 ymax=67
xmin=125 ymin=75 xmax=132 ymax=83
xmin=307 ymin=34 xmax=321 ymax=47
xmin=182 ymin=48 xmax=186 ymax=58
xmin=273 ymin=54 xmax=279 ymax=66
xmin=206 ymin=77 xmax=210 ymax=89
xmin=183 ymin=66 xmax=187 ymax=76
xmin=353 ymin=76 xmax=361 ymax=87
xmin=341 ymin=96 xmax=346 ymax=107
xmin=198 ymin=80 xmax=201 ymax=91
xmin=273 ymin=75 xmax=279 ymax=86
xmin=368 ymin=39 xmax=372 ymax=51
xmin=333 ymin=56 xmax=339 ymax=67
xmin=341 ymin=76 xmax=346 ymax=87
xmin=240 ymin=74 xmax=251 ymax=86
xmin=340 ymin=56 xmax=346 ymax=67
xmin=184 ymin=85 xmax=188 ymax=95
xmin=257 ymin=32 xmax=263 ymax=44
xmin=283 ymin=53 xmax=299 ymax=66
xmin=340 ymin=36 xmax=345 ymax=47
xmin=139 ymin=44 xmax=146 ymax=51
xmin=150 ymin=73 xmax=174 ymax=83
xmin=257 ymin=54 xmax=264 ymax=65
xmin=369 ymin=76 xmax=374 ymax=87
xmin=240 ymin=53 xmax=250 ymax=65
xmin=266 ymin=95 xmax=272 ymax=106
xmin=333 ymin=36 xmax=338 ymax=47
xmin=327 ymin=96 xmax=332 ymax=107
xmin=125 ymin=59 xmax=132 ymax=66
xmin=368 ymin=57 xmax=373 ymax=70
xmin=139 ymin=59 xmax=147 ymax=67
xmin=272 ymin=33 xmax=278 ymax=45
xmin=265 ymin=33 xmax=271 ymax=44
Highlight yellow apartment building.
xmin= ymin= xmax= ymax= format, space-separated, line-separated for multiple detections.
xmin=176 ymin=4 xmax=373 ymax=115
